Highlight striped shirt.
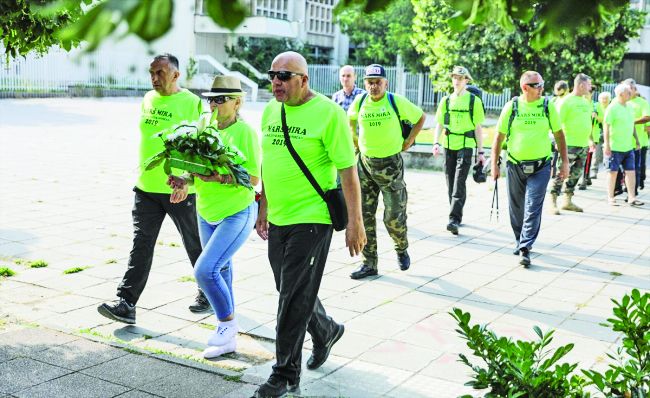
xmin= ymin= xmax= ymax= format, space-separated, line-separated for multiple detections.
xmin=332 ymin=86 xmax=365 ymax=112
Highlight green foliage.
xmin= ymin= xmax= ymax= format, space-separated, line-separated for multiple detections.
xmin=28 ymin=259 xmax=48 ymax=268
xmin=1 ymin=0 xmax=83 ymax=59
xmin=145 ymin=119 xmax=252 ymax=188
xmin=63 ymin=266 xmax=88 ymax=274
xmin=450 ymin=307 xmax=589 ymax=398
xmin=225 ymin=37 xmax=305 ymax=80
xmin=582 ymin=289 xmax=650 ymax=398
xmin=412 ymin=0 xmax=646 ymax=94
xmin=178 ymin=275 xmax=196 ymax=283
xmin=336 ymin=0 xmax=423 ymax=71
xmin=0 ymin=267 xmax=16 ymax=277
xmin=186 ymin=56 xmax=198 ymax=82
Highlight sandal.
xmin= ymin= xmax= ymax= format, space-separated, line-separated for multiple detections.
xmin=629 ymin=199 xmax=644 ymax=207
xmin=608 ymin=198 xmax=619 ymax=206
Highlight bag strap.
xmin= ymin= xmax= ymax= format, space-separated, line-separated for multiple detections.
xmin=542 ymin=96 xmax=552 ymax=130
xmin=469 ymin=93 xmax=475 ymax=126
xmin=507 ymin=96 xmax=519 ymax=141
xmin=357 ymin=93 xmax=368 ymax=113
xmin=281 ymin=104 xmax=326 ymax=200
xmin=387 ymin=92 xmax=402 ymax=126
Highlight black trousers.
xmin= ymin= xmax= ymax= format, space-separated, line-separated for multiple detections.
xmin=445 ymin=148 xmax=473 ymax=223
xmin=640 ymin=147 xmax=647 ymax=189
xmin=117 ymin=187 xmax=202 ymax=305
xmin=268 ymin=223 xmax=338 ymax=384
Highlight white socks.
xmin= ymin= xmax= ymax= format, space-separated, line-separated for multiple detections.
xmin=203 ymin=339 xmax=236 ymax=359
xmin=207 ymin=319 xmax=238 ymax=348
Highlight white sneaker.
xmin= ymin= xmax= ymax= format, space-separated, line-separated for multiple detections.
xmin=202 ymin=338 xmax=236 ymax=359
xmin=207 ymin=321 xmax=238 ymax=347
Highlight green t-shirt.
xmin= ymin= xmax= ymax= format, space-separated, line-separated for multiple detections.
xmin=550 ymin=95 xmax=567 ymax=112
xmin=195 ymin=120 xmax=261 ymax=222
xmin=604 ymin=101 xmax=635 ymax=152
xmin=136 ymin=89 xmax=203 ymax=193
xmin=629 ymin=96 xmax=650 ymax=147
xmin=348 ymin=92 xmax=423 ymax=158
xmin=261 ymin=93 xmax=355 ymax=226
xmin=435 ymin=91 xmax=485 ymax=150
xmin=496 ymin=97 xmax=561 ymax=161
xmin=559 ymin=94 xmax=593 ymax=147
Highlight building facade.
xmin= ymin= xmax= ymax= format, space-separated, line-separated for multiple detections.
xmin=624 ymin=0 xmax=650 ymax=85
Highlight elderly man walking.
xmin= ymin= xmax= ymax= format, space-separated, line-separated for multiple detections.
xmin=433 ymin=66 xmax=486 ymax=235
xmin=548 ymin=73 xmax=594 ymax=214
xmin=491 ymin=71 xmax=569 ymax=268
xmin=97 ymin=54 xmax=208 ymax=324
xmin=603 ymin=83 xmax=643 ymax=206
xmin=347 ymin=64 xmax=426 ymax=280
xmin=332 ymin=65 xmax=365 ymax=112
xmin=254 ymin=51 xmax=366 ymax=398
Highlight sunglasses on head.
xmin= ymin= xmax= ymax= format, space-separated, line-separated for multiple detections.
xmin=525 ymin=82 xmax=544 ymax=89
xmin=268 ymin=70 xmax=304 ymax=81
xmin=207 ymin=96 xmax=233 ymax=104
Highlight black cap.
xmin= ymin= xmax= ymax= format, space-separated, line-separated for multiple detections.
xmin=364 ymin=64 xmax=386 ymax=79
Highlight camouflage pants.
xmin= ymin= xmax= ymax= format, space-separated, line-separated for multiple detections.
xmin=550 ymin=146 xmax=587 ymax=195
xmin=358 ymin=153 xmax=408 ymax=269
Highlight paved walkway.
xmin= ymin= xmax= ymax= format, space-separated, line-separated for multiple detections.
xmin=1 ymin=98 xmax=649 ymax=398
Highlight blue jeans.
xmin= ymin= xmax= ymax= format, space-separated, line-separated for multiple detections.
xmin=507 ymin=161 xmax=551 ymax=251
xmin=195 ymin=202 xmax=257 ymax=320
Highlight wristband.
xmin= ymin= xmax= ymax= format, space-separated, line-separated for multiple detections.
xmin=478 ymin=151 xmax=485 ymax=154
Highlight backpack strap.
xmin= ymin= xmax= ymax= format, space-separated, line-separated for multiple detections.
xmin=357 ymin=93 xmax=368 ymax=113
xmin=507 ymin=96 xmax=519 ymax=142
xmin=444 ymin=96 xmax=450 ymax=126
xmin=469 ymin=93 xmax=475 ymax=127
xmin=387 ymin=92 xmax=402 ymax=123
xmin=542 ymin=96 xmax=552 ymax=130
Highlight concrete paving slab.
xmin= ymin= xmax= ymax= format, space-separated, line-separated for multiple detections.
xmin=137 ymin=365 xmax=240 ymax=398
xmin=13 ymin=372 xmax=129 ymax=398
xmin=81 ymin=353 xmax=180 ymax=388
xmin=0 ymin=357 xmax=72 ymax=395
xmin=37 ymin=337 xmax=129 ymax=371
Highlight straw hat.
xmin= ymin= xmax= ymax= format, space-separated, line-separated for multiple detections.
xmin=202 ymin=75 xmax=245 ymax=97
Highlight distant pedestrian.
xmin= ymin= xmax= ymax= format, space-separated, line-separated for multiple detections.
xmin=548 ymin=73 xmax=594 ymax=214
xmin=332 ymin=65 xmax=365 ymax=112
xmin=433 ymin=66 xmax=486 ymax=235
xmin=97 ymin=54 xmax=208 ymax=325
xmin=347 ymin=64 xmax=426 ymax=280
xmin=603 ymin=83 xmax=643 ymax=206
xmin=588 ymin=91 xmax=610 ymax=180
xmin=491 ymin=71 xmax=569 ymax=268
xmin=168 ymin=76 xmax=260 ymax=359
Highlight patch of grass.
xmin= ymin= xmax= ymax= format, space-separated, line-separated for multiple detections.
xmin=63 ymin=266 xmax=89 ymax=274
xmin=609 ymin=271 xmax=623 ymax=277
xmin=13 ymin=258 xmax=27 ymax=265
xmin=178 ymin=275 xmax=196 ymax=283
xmin=168 ymin=242 xmax=180 ymax=247
xmin=156 ymin=240 xmax=164 ymax=246
xmin=105 ymin=259 xmax=118 ymax=264
xmin=142 ymin=334 xmax=153 ymax=340
xmin=29 ymin=259 xmax=48 ymax=268
xmin=110 ymin=233 xmax=118 ymax=237
xmin=223 ymin=375 xmax=243 ymax=383
xmin=198 ymin=322 xmax=215 ymax=330
xmin=0 ymin=267 xmax=16 ymax=277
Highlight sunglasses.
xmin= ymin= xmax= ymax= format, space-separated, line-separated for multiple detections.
xmin=525 ymin=82 xmax=545 ymax=89
xmin=268 ymin=70 xmax=304 ymax=81
xmin=207 ymin=96 xmax=233 ymax=105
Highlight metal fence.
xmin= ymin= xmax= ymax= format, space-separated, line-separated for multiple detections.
xmin=2 ymin=49 xmax=619 ymax=111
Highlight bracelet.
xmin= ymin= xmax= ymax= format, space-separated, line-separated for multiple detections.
xmin=478 ymin=151 xmax=485 ymax=154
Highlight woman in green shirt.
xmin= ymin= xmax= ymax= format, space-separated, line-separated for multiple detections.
xmin=169 ymin=76 xmax=261 ymax=358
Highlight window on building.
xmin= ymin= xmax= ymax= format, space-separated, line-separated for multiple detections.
xmin=252 ymin=0 xmax=289 ymax=20
xmin=306 ymin=0 xmax=335 ymax=36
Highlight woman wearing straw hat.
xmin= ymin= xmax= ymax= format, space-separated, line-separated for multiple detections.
xmin=169 ymin=75 xmax=261 ymax=358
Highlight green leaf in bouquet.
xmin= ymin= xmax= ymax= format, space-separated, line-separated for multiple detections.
xmin=143 ymin=152 xmax=166 ymax=171
xmin=163 ymin=159 xmax=172 ymax=175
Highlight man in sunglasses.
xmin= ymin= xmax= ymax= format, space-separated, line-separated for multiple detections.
xmin=254 ymin=51 xmax=366 ymax=398
xmin=97 ymin=54 xmax=208 ymax=325
xmin=491 ymin=71 xmax=569 ymax=268
xmin=347 ymin=64 xmax=426 ymax=280
xmin=548 ymin=73 xmax=594 ymax=214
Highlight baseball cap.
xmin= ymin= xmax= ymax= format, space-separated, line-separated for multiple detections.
xmin=451 ymin=66 xmax=473 ymax=81
xmin=364 ymin=64 xmax=386 ymax=79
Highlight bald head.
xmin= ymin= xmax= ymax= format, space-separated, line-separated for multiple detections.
xmin=339 ymin=65 xmax=356 ymax=91
xmin=271 ymin=51 xmax=308 ymax=75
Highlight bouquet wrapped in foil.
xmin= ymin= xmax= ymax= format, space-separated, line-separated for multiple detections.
xmin=144 ymin=115 xmax=252 ymax=188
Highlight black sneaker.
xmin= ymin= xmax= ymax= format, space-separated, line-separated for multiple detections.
xmin=397 ymin=251 xmax=410 ymax=271
xmin=446 ymin=221 xmax=459 ymax=235
xmin=189 ymin=290 xmax=212 ymax=313
xmin=98 ymin=299 xmax=135 ymax=324
xmin=307 ymin=323 xmax=345 ymax=370
xmin=253 ymin=374 xmax=300 ymax=398
xmin=519 ymin=248 xmax=531 ymax=268
xmin=350 ymin=265 xmax=378 ymax=280
xmin=578 ymin=184 xmax=587 ymax=190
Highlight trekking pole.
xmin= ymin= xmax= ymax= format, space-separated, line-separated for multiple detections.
xmin=490 ymin=179 xmax=499 ymax=222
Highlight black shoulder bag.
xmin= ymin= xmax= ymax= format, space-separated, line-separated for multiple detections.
xmin=281 ymin=104 xmax=348 ymax=231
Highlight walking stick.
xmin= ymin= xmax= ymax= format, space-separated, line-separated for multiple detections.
xmin=490 ymin=178 xmax=499 ymax=222
xmin=584 ymin=150 xmax=593 ymax=179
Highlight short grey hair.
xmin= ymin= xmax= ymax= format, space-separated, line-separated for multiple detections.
xmin=614 ymin=83 xmax=630 ymax=97
xmin=598 ymin=92 xmax=611 ymax=102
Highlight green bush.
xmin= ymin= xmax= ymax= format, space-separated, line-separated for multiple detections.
xmin=63 ymin=266 xmax=88 ymax=274
xmin=451 ymin=307 xmax=588 ymax=398
xmin=0 ymin=267 xmax=16 ymax=277
xmin=582 ymin=289 xmax=649 ymax=398
xmin=29 ymin=259 xmax=48 ymax=268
